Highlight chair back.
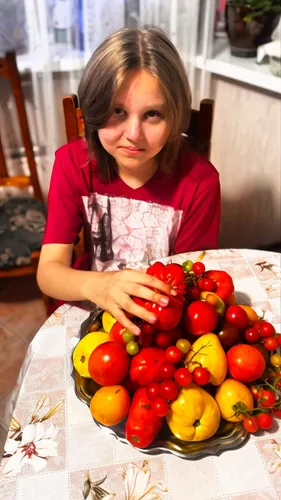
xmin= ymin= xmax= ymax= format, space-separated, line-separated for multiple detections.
xmin=0 ymin=51 xmax=43 ymax=201
xmin=62 ymin=94 xmax=214 ymax=160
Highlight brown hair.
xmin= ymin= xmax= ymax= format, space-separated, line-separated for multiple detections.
xmin=78 ymin=27 xmax=191 ymax=180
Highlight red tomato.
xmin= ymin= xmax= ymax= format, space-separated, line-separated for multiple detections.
xmin=159 ymin=379 xmax=178 ymax=401
xmin=146 ymin=296 xmax=183 ymax=330
xmin=130 ymin=347 xmax=166 ymax=387
xmin=259 ymin=389 xmax=276 ymax=408
xmin=165 ymin=346 xmax=183 ymax=364
xmin=243 ymin=416 xmax=259 ymax=433
xmin=88 ymin=342 xmax=130 ymax=386
xmin=218 ymin=321 xmax=241 ymax=351
xmin=227 ymin=344 xmax=266 ymax=383
xmin=197 ymin=277 xmax=217 ymax=292
xmin=204 ymin=270 xmax=234 ymax=302
xmin=146 ymin=383 xmax=160 ymax=401
xmin=158 ymin=361 xmax=176 ymax=381
xmin=256 ymin=320 xmax=276 ymax=338
xmin=250 ymin=385 xmax=262 ymax=401
xmin=175 ymin=367 xmax=193 ymax=387
xmin=263 ymin=336 xmax=279 ymax=351
xmin=125 ymin=388 xmax=164 ymax=448
xmin=273 ymin=409 xmax=281 ymax=418
xmin=244 ymin=327 xmax=260 ymax=344
xmin=141 ymin=322 xmax=156 ymax=335
xmin=192 ymin=262 xmax=206 ymax=275
xmin=184 ymin=300 xmax=217 ymax=336
xmin=146 ymin=261 xmax=166 ymax=281
xmin=109 ymin=321 xmax=127 ymax=345
xmin=278 ymin=335 xmax=281 ymax=345
xmin=192 ymin=367 xmax=210 ymax=386
xmin=226 ymin=305 xmax=249 ymax=331
xmin=164 ymin=263 xmax=185 ymax=287
xmin=257 ymin=413 xmax=273 ymax=430
xmin=154 ymin=326 xmax=183 ymax=349
xmin=139 ymin=333 xmax=154 ymax=347
xmin=186 ymin=286 xmax=201 ymax=301
xmin=151 ymin=397 xmax=170 ymax=417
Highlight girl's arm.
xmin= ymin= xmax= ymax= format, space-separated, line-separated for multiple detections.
xmin=37 ymin=243 xmax=174 ymax=335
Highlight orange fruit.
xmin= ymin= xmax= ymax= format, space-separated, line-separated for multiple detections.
xmin=90 ymin=385 xmax=130 ymax=426
xmin=239 ymin=305 xmax=259 ymax=326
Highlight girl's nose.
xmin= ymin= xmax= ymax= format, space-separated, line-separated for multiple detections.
xmin=125 ymin=116 xmax=143 ymax=143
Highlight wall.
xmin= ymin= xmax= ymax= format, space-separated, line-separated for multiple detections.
xmin=210 ymin=76 xmax=281 ymax=250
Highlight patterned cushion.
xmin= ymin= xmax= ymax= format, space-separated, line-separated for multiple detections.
xmin=0 ymin=197 xmax=46 ymax=269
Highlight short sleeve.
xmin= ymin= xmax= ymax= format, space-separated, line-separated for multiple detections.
xmin=42 ymin=150 xmax=84 ymax=245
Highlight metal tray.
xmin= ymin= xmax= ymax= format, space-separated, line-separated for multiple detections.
xmin=72 ymin=307 xmax=249 ymax=460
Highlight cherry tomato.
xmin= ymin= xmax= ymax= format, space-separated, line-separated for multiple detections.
xmin=192 ymin=367 xmax=210 ymax=386
xmin=226 ymin=305 xmax=249 ymax=331
xmin=159 ymin=380 xmax=178 ymax=401
xmin=182 ymin=260 xmax=193 ymax=272
xmin=243 ymin=416 xmax=259 ymax=433
xmin=165 ymin=346 xmax=183 ymax=364
xmin=141 ymin=322 xmax=156 ymax=335
xmin=146 ymin=383 xmax=160 ymax=401
xmin=158 ymin=361 xmax=176 ymax=381
xmin=270 ymin=353 xmax=281 ymax=367
xmin=263 ymin=337 xmax=279 ymax=351
xmin=175 ymin=367 xmax=193 ymax=387
xmin=273 ymin=409 xmax=281 ymax=418
xmin=244 ymin=327 xmax=260 ymax=344
xmin=250 ymin=385 xmax=262 ymax=401
xmin=186 ymin=286 xmax=200 ymax=301
xmin=278 ymin=335 xmax=281 ymax=345
xmin=197 ymin=277 xmax=217 ymax=292
xmin=154 ymin=326 xmax=183 ymax=349
xmin=227 ymin=344 xmax=266 ymax=383
xmin=176 ymin=338 xmax=191 ymax=354
xmin=126 ymin=341 xmax=139 ymax=355
xmin=151 ymin=396 xmax=170 ymax=417
xmin=259 ymin=389 xmax=276 ymax=408
xmin=257 ymin=413 xmax=273 ymax=430
xmin=138 ymin=333 xmax=154 ymax=348
xmin=192 ymin=262 xmax=206 ymax=275
xmin=184 ymin=300 xmax=217 ymax=336
xmin=110 ymin=321 xmax=128 ymax=345
xmin=256 ymin=320 xmax=276 ymax=338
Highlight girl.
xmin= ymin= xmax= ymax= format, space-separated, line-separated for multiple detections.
xmin=37 ymin=27 xmax=220 ymax=335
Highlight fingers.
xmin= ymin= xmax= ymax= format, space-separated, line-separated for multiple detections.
xmin=122 ymin=269 xmax=177 ymax=297
xmin=110 ymin=305 xmax=141 ymax=336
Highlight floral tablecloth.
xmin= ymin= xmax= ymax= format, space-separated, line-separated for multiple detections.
xmin=1 ymin=249 xmax=281 ymax=500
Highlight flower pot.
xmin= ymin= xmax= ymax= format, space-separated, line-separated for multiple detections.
xmin=225 ymin=3 xmax=281 ymax=57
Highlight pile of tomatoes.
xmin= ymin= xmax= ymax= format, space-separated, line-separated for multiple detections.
xmin=75 ymin=258 xmax=281 ymax=447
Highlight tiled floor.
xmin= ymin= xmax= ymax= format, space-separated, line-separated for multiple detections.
xmin=0 ymin=275 xmax=47 ymax=456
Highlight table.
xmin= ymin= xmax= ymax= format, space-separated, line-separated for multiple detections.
xmin=1 ymin=248 xmax=281 ymax=500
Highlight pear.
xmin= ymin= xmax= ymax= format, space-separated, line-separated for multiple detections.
xmin=185 ymin=333 xmax=227 ymax=386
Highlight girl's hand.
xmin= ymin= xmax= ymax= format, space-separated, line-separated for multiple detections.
xmin=81 ymin=269 xmax=176 ymax=335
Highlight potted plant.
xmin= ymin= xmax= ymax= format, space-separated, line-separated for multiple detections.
xmin=225 ymin=1 xmax=281 ymax=57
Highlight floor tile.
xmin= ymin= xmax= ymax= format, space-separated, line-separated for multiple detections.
xmin=0 ymin=275 xmax=45 ymax=323
xmin=0 ymin=326 xmax=29 ymax=401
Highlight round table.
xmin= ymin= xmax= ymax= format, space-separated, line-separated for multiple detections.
xmin=1 ymin=249 xmax=281 ymax=500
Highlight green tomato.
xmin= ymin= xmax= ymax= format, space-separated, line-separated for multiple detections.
xmin=126 ymin=341 xmax=140 ymax=356
xmin=176 ymin=338 xmax=191 ymax=354
xmin=182 ymin=260 xmax=193 ymax=273
xmin=122 ymin=331 xmax=135 ymax=344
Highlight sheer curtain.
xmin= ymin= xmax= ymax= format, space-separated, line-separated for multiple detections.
xmin=0 ymin=0 xmax=209 ymax=198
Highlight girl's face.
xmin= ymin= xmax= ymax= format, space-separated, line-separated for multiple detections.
xmin=98 ymin=69 xmax=169 ymax=175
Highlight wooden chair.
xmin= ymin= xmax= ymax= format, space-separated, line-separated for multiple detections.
xmin=0 ymin=51 xmax=45 ymax=279
xmin=62 ymin=94 xmax=214 ymax=259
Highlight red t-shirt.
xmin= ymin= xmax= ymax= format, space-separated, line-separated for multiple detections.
xmin=43 ymin=138 xmax=220 ymax=270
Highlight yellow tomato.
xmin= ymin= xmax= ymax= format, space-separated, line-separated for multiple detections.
xmin=72 ymin=331 xmax=110 ymax=377
xmin=102 ymin=311 xmax=117 ymax=333
xmin=166 ymin=384 xmax=221 ymax=441
xmin=215 ymin=379 xmax=254 ymax=422
xmin=239 ymin=305 xmax=259 ymax=326
xmin=270 ymin=353 xmax=281 ymax=368
xmin=90 ymin=385 xmax=130 ymax=426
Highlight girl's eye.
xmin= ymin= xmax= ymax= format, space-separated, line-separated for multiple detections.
xmin=113 ymin=107 xmax=126 ymax=116
xmin=145 ymin=110 xmax=162 ymax=120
